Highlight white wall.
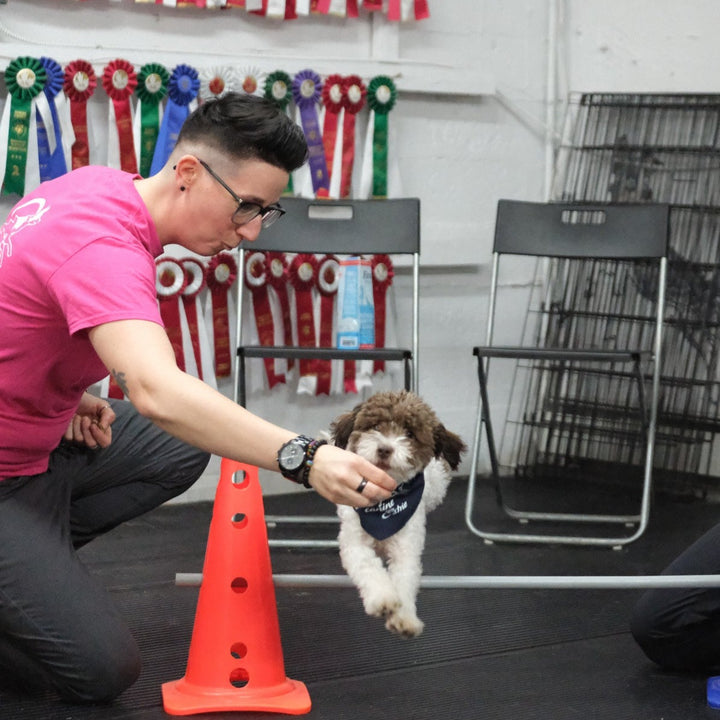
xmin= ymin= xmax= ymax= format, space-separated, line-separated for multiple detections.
xmin=2 ymin=0 xmax=717 ymax=501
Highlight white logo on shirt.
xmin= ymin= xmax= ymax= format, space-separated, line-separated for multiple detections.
xmin=0 ymin=197 xmax=50 ymax=268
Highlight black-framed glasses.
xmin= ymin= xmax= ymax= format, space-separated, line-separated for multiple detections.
xmin=197 ymin=159 xmax=285 ymax=228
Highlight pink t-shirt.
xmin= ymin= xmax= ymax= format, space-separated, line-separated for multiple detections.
xmin=0 ymin=166 xmax=163 ymax=479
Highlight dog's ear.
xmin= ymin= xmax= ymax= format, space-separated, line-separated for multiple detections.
xmin=433 ymin=425 xmax=467 ymax=471
xmin=330 ymin=408 xmax=359 ymax=449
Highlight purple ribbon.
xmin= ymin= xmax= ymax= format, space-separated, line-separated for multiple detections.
xmin=292 ymin=69 xmax=329 ymax=195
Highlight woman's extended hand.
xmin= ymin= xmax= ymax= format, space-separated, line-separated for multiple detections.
xmin=305 ymin=443 xmax=396 ymax=507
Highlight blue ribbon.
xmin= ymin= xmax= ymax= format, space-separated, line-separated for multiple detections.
xmin=37 ymin=56 xmax=67 ymax=182
xmin=355 ymin=472 xmax=425 ymax=540
xmin=150 ymin=64 xmax=199 ymax=176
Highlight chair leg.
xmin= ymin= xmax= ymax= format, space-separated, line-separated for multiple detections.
xmin=464 ymin=357 xmax=654 ymax=548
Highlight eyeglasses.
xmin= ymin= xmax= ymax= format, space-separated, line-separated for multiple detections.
xmin=196 ymin=159 xmax=285 ymax=228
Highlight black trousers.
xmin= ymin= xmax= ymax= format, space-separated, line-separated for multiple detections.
xmin=0 ymin=399 xmax=210 ymax=703
xmin=631 ymin=520 xmax=720 ymax=672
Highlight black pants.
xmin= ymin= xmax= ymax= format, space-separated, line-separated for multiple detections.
xmin=0 ymin=399 xmax=210 ymax=703
xmin=631 ymin=520 xmax=720 ymax=672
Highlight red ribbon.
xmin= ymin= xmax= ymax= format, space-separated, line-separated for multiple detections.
xmin=321 ymin=74 xmax=344 ymax=189
xmin=371 ymin=254 xmax=394 ymax=374
xmin=316 ymin=255 xmax=340 ymax=395
xmin=156 ymin=257 xmax=188 ymax=371
xmin=289 ymin=253 xmax=319 ymax=380
xmin=102 ymin=59 xmax=138 ymax=174
xmin=63 ymin=60 xmax=96 ymax=170
xmin=180 ymin=257 xmax=207 ymax=379
xmin=244 ymin=251 xmax=284 ymax=389
xmin=265 ymin=252 xmax=294 ymax=369
xmin=341 ymin=75 xmax=365 ymax=198
xmin=414 ymin=0 xmax=430 ymax=19
xmin=346 ymin=0 xmax=359 ymax=16
xmin=206 ymin=252 xmax=238 ymax=378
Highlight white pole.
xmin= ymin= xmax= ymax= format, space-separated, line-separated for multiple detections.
xmin=175 ymin=573 xmax=720 ymax=590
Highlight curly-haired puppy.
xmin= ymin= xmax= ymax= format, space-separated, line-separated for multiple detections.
xmin=330 ymin=390 xmax=466 ymax=638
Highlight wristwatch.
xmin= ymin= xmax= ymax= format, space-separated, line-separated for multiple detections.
xmin=277 ymin=435 xmax=316 ymax=486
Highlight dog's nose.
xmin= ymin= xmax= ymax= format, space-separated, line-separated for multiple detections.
xmin=377 ymin=446 xmax=393 ymax=461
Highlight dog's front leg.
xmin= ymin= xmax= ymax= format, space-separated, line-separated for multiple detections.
xmin=337 ymin=507 xmax=401 ymax=619
xmin=383 ymin=511 xmax=427 ymax=638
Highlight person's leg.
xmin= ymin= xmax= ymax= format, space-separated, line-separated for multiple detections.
xmin=631 ymin=521 xmax=720 ymax=671
xmin=0 ymin=400 xmax=210 ymax=701
xmin=65 ymin=399 xmax=210 ymax=546
xmin=0 ymin=472 xmax=141 ymax=702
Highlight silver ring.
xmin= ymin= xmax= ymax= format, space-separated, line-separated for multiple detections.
xmin=355 ymin=478 xmax=369 ymax=494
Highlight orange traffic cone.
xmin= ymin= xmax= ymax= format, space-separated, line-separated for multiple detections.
xmin=162 ymin=458 xmax=311 ymax=716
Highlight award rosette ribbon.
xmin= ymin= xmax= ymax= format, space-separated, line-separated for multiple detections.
xmin=156 ymin=257 xmax=188 ymax=371
xmin=180 ymin=257 xmax=208 ymax=380
xmin=292 ymin=69 xmax=330 ymax=198
xmin=289 ymin=252 xmax=319 ymax=392
xmin=135 ymin=63 xmax=169 ymax=177
xmin=1 ymin=57 xmax=47 ymax=196
xmin=199 ymin=66 xmax=239 ymax=102
xmin=265 ymin=251 xmax=294 ymax=369
xmin=206 ymin=252 xmax=238 ymax=379
xmin=264 ymin=70 xmax=295 ymax=194
xmin=340 ymin=74 xmax=365 ymax=198
xmin=63 ymin=59 xmax=97 ymax=170
xmin=321 ymin=74 xmax=344 ymax=196
xmin=365 ymin=75 xmax=397 ymax=198
xmin=316 ymin=254 xmax=340 ymax=395
xmin=37 ymin=57 xmax=70 ymax=182
xmin=244 ymin=250 xmax=284 ymax=389
xmin=239 ymin=66 xmax=265 ymax=96
xmin=150 ymin=64 xmax=200 ymax=176
xmin=102 ymin=59 xmax=138 ymax=174
xmin=371 ymin=254 xmax=394 ymax=374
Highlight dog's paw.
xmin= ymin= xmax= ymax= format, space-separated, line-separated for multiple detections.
xmin=363 ymin=592 xmax=402 ymax=619
xmin=385 ymin=611 xmax=424 ymax=638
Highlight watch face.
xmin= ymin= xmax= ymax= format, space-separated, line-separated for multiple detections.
xmin=281 ymin=441 xmax=306 ymax=471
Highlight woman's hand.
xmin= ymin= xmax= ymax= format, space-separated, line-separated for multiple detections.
xmin=64 ymin=393 xmax=116 ymax=450
xmin=305 ymin=444 xmax=396 ymax=507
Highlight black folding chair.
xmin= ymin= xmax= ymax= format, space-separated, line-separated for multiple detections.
xmin=465 ymin=200 xmax=670 ymax=547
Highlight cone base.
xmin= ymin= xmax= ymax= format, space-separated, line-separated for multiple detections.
xmin=161 ymin=675 xmax=312 ymax=716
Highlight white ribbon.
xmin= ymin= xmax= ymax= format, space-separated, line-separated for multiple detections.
xmin=266 ymin=0 xmax=286 ymax=17
xmin=245 ymin=0 xmax=264 ymax=10
xmin=24 ymin=104 xmax=41 ymax=194
xmin=328 ymin=0 xmax=346 ymax=15
xmin=54 ymin=93 xmax=76 ymax=172
xmin=295 ymin=0 xmax=310 ymax=14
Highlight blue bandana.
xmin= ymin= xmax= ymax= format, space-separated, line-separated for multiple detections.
xmin=355 ymin=472 xmax=425 ymax=540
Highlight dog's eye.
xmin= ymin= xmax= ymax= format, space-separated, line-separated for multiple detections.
xmin=405 ymin=428 xmax=415 ymax=440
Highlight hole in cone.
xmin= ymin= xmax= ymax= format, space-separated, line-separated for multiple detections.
xmin=231 ymin=577 xmax=249 ymax=593
xmin=229 ymin=667 xmax=249 ymax=688
xmin=231 ymin=512 xmax=248 ymax=528
xmin=231 ymin=470 xmax=248 ymax=487
xmin=230 ymin=642 xmax=247 ymax=659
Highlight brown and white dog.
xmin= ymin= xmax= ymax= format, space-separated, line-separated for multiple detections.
xmin=330 ymin=390 xmax=466 ymax=638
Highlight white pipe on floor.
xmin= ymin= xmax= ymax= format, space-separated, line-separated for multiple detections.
xmin=175 ymin=573 xmax=720 ymax=590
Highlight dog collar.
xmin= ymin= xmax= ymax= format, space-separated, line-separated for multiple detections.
xmin=355 ymin=472 xmax=425 ymax=541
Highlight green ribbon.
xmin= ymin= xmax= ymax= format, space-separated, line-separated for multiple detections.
xmin=3 ymin=57 xmax=47 ymax=196
xmin=367 ymin=75 xmax=397 ymax=199
xmin=136 ymin=63 xmax=169 ymax=178
xmin=264 ymin=70 xmax=294 ymax=195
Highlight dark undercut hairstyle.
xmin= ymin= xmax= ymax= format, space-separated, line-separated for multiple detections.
xmin=176 ymin=92 xmax=309 ymax=173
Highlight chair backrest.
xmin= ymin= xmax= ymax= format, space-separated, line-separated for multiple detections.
xmin=494 ymin=200 xmax=670 ymax=259
xmin=243 ymin=197 xmax=421 ymax=255
xmin=235 ymin=196 xmax=422 ymax=401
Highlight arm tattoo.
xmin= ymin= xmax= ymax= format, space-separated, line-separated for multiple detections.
xmin=112 ymin=369 xmax=129 ymax=397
